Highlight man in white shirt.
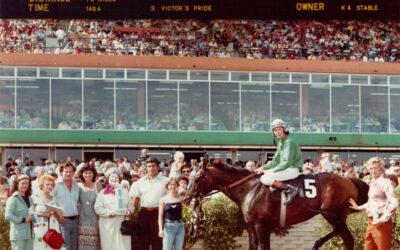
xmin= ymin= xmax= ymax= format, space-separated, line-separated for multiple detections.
xmin=320 ymin=153 xmax=333 ymax=173
xmin=130 ymin=157 xmax=167 ymax=250
xmin=55 ymin=27 xmax=66 ymax=48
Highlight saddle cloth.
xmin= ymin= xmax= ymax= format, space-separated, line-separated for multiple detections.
xmin=271 ymin=174 xmax=316 ymax=199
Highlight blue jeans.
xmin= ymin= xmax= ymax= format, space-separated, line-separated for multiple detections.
xmin=163 ymin=221 xmax=184 ymax=250
xmin=60 ymin=218 xmax=79 ymax=250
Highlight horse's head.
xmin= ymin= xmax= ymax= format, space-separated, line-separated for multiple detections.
xmin=184 ymin=167 xmax=213 ymax=205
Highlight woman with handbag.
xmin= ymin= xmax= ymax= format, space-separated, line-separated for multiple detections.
xmin=158 ymin=178 xmax=185 ymax=250
xmin=5 ymin=174 xmax=35 ymax=250
xmin=32 ymin=174 xmax=62 ymax=250
xmin=94 ymin=170 xmax=133 ymax=250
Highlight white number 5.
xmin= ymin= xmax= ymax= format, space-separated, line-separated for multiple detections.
xmin=304 ymin=179 xmax=317 ymax=198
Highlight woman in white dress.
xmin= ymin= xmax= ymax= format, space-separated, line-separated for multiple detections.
xmin=33 ymin=175 xmax=61 ymax=250
xmin=94 ymin=170 xmax=133 ymax=250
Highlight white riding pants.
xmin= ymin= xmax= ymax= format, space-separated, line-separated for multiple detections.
xmin=260 ymin=168 xmax=300 ymax=185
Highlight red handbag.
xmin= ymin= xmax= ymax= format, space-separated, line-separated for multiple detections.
xmin=43 ymin=218 xmax=63 ymax=249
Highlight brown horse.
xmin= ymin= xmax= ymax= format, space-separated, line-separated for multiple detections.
xmin=184 ymin=163 xmax=369 ymax=250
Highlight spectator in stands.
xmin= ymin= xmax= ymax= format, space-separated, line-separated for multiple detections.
xmin=33 ymin=45 xmax=43 ymax=54
xmin=55 ymin=26 xmax=66 ymax=48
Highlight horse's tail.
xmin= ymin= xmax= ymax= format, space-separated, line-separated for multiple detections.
xmin=350 ymin=178 xmax=369 ymax=206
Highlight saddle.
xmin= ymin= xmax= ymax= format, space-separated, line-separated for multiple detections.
xmin=271 ymin=174 xmax=316 ymax=200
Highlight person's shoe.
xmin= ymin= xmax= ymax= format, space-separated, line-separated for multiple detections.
xmin=282 ymin=184 xmax=298 ymax=204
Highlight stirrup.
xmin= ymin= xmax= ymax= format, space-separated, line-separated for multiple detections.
xmin=284 ymin=186 xmax=298 ymax=204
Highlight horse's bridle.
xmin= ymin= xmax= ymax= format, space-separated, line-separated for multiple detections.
xmin=203 ymin=171 xmax=258 ymax=198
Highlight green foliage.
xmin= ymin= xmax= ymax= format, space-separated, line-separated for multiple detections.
xmin=0 ymin=206 xmax=11 ymax=250
xmin=182 ymin=196 xmax=246 ymax=250
xmin=318 ymin=188 xmax=400 ymax=249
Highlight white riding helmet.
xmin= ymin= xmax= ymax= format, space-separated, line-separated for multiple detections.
xmin=271 ymin=119 xmax=285 ymax=131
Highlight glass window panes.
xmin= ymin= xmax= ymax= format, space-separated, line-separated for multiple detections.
xmin=148 ymin=81 xmax=177 ymax=130
xmin=361 ymin=86 xmax=388 ymax=133
xmin=0 ymin=67 xmax=15 ymax=77
xmin=251 ymin=72 xmax=269 ymax=82
xmin=190 ymin=71 xmax=208 ymax=80
xmin=211 ymin=82 xmax=239 ymax=131
xmin=116 ymin=81 xmax=146 ymax=131
xmin=40 ymin=68 xmax=59 ymax=77
xmin=0 ymin=79 xmax=15 ymax=128
xmin=23 ymin=148 xmax=49 ymax=166
xmin=211 ymin=72 xmax=229 ymax=81
xmin=302 ymin=84 xmax=330 ymax=132
xmin=390 ymin=76 xmax=400 ymax=85
xmin=331 ymin=85 xmax=359 ymax=133
xmin=5 ymin=148 xmax=22 ymax=161
xmin=271 ymin=73 xmax=289 ymax=82
xmin=292 ymin=74 xmax=309 ymax=83
xmin=241 ymin=82 xmax=270 ymax=132
xmin=324 ymin=151 xmax=349 ymax=162
xmin=84 ymin=69 xmax=103 ymax=78
xmin=106 ymin=69 xmax=124 ymax=79
xmin=371 ymin=76 xmax=387 ymax=85
xmin=389 ymin=87 xmax=400 ymax=133
xmin=311 ymin=74 xmax=329 ymax=83
xmin=169 ymin=71 xmax=187 ymax=80
xmin=351 ymin=75 xmax=368 ymax=84
xmin=16 ymin=79 xmax=49 ymax=129
xmin=331 ymin=74 xmax=349 ymax=84
xmin=231 ymin=72 xmax=249 ymax=81
xmin=17 ymin=67 xmax=37 ymax=77
xmin=127 ymin=69 xmax=145 ymax=79
xmin=115 ymin=149 xmax=141 ymax=162
xmin=84 ymin=80 xmax=114 ymax=130
xmin=148 ymin=70 xmax=166 ymax=79
xmin=51 ymin=79 xmax=82 ymax=129
xmin=376 ymin=152 xmax=400 ymax=163
xmin=56 ymin=148 xmax=83 ymax=161
xmin=271 ymin=84 xmax=300 ymax=131
xmin=206 ymin=150 xmax=232 ymax=162
xmin=62 ymin=68 xmax=82 ymax=78
xmin=237 ymin=150 xmax=271 ymax=162
xmin=302 ymin=151 xmax=318 ymax=161
xmin=179 ymin=81 xmax=209 ymax=131
xmin=348 ymin=151 xmax=376 ymax=163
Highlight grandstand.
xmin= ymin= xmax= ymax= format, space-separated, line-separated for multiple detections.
xmin=0 ymin=19 xmax=399 ymax=165
xmin=0 ymin=19 xmax=399 ymax=62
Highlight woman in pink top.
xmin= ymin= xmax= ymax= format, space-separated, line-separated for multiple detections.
xmin=349 ymin=157 xmax=398 ymax=250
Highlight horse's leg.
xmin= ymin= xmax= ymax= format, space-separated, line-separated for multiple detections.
xmin=254 ymin=223 xmax=270 ymax=250
xmin=314 ymin=214 xmax=354 ymax=250
xmin=312 ymin=229 xmax=339 ymax=250
xmin=247 ymin=226 xmax=259 ymax=250
xmin=339 ymin=226 xmax=354 ymax=250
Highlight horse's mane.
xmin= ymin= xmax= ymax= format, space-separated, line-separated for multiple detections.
xmin=208 ymin=162 xmax=252 ymax=177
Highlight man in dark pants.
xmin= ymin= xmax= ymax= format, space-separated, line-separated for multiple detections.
xmin=130 ymin=157 xmax=168 ymax=250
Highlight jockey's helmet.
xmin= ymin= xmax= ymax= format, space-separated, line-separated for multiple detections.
xmin=271 ymin=119 xmax=285 ymax=131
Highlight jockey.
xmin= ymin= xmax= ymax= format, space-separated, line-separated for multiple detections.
xmin=255 ymin=119 xmax=303 ymax=204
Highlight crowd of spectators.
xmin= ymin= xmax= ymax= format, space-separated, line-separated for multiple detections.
xmin=0 ymin=19 xmax=399 ymax=62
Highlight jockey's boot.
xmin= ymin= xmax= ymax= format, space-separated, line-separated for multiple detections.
xmin=272 ymin=180 xmax=298 ymax=204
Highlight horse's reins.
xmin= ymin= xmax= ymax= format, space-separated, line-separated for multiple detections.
xmin=205 ymin=172 xmax=258 ymax=197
